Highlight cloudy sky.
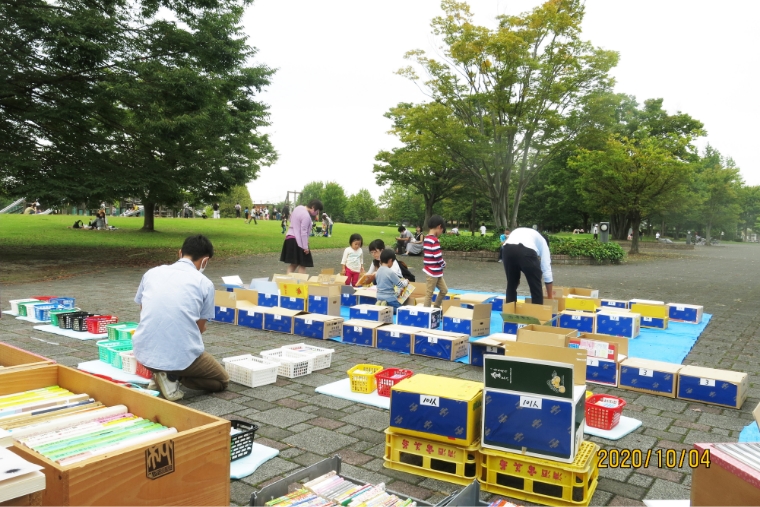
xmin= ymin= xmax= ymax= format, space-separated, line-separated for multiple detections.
xmin=242 ymin=0 xmax=760 ymax=204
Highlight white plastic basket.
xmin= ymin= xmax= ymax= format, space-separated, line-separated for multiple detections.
xmin=260 ymin=349 xmax=314 ymax=378
xmin=119 ymin=350 xmax=138 ymax=374
xmin=223 ymin=354 xmax=280 ymax=387
xmin=280 ymin=343 xmax=334 ymax=371
xmin=9 ymin=299 xmax=39 ymax=314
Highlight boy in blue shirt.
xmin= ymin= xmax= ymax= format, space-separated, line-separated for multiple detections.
xmin=376 ymin=249 xmax=409 ymax=310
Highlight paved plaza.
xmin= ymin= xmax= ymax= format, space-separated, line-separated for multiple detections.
xmin=1 ymin=243 xmax=759 ymax=506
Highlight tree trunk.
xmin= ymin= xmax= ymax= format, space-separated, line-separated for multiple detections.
xmin=470 ymin=196 xmax=477 ymax=236
xmin=629 ymin=213 xmax=642 ymax=255
xmin=705 ymin=221 xmax=712 ymax=245
xmin=423 ymin=199 xmax=434 ymax=232
xmin=141 ymin=201 xmax=156 ymax=231
xmin=661 ymin=218 xmax=665 ymax=238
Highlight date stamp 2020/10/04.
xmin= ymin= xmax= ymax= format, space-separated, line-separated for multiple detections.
xmin=598 ymin=448 xmax=711 ymax=469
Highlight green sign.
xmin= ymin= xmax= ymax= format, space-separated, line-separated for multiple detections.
xmin=483 ymin=356 xmax=574 ymax=399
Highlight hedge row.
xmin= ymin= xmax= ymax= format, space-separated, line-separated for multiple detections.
xmin=438 ymin=235 xmax=625 ymax=262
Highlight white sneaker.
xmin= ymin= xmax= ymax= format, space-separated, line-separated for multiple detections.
xmin=153 ymin=372 xmax=184 ymax=401
xmin=147 ymin=378 xmax=158 ymax=391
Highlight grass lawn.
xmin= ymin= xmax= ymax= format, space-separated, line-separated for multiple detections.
xmin=0 ymin=214 xmax=402 ymax=282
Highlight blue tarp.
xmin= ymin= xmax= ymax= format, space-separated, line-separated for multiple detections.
xmin=740 ymin=422 xmax=760 ymax=442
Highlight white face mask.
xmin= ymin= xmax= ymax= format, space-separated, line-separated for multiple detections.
xmin=198 ymin=258 xmax=209 ymax=274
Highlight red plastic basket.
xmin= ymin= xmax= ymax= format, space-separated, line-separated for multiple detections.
xmin=31 ymin=295 xmax=57 ymax=301
xmin=85 ymin=315 xmax=118 ymax=334
xmin=585 ymin=394 xmax=626 ymax=430
xmin=135 ymin=361 xmax=152 ymax=379
xmin=375 ymin=368 xmax=414 ymax=397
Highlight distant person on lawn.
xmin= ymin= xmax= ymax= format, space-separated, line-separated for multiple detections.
xmin=280 ymin=199 xmax=324 ymax=274
xmin=132 ymin=235 xmax=228 ymax=401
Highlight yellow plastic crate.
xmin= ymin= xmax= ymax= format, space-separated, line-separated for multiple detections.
xmin=629 ymin=303 xmax=668 ymax=319
xmin=479 ymin=441 xmax=599 ymax=506
xmin=564 ymin=298 xmax=600 ymax=313
xmin=383 ymin=429 xmax=480 ymax=486
xmin=347 ymin=364 xmax=383 ymax=393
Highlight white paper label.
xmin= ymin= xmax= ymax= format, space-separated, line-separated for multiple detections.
xmin=410 ymin=310 xmax=418 ymax=316
xmin=517 ymin=323 xmax=526 ymax=329
xmin=428 ymin=336 xmax=438 ymax=344
xmin=572 ymin=315 xmax=581 ymax=321
xmin=699 ymin=378 xmax=716 ymax=387
xmin=219 ymin=307 xmax=227 ymax=312
xmin=486 ymin=346 xmax=498 ymax=353
xmin=639 ymin=368 xmax=653 ymax=377
xmin=643 ymin=317 xmax=652 ymax=322
xmin=305 ymin=319 xmax=313 ymax=325
xmin=453 ymin=318 xmax=461 ymax=324
xmin=676 ymin=305 xmax=685 ymax=311
xmin=390 ymin=331 xmax=400 ymax=338
xmin=587 ymin=358 xmax=600 ymax=367
xmin=420 ymin=395 xmax=439 ymax=407
xmin=353 ymin=326 xmax=362 ymax=333
xmin=610 ymin=315 xmax=620 ymax=321
xmin=360 ymin=309 xmax=367 ymax=314
xmin=274 ymin=315 xmax=282 ymax=320
xmin=519 ymin=396 xmax=542 ymax=409
xmin=289 ymin=297 xmax=296 ymax=302
xmin=314 ymin=296 xmax=322 ymax=301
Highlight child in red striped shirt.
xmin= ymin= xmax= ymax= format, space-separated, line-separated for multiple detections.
xmin=423 ymin=215 xmax=448 ymax=307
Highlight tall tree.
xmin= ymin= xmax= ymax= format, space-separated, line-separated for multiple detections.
xmin=1 ymin=0 xmax=276 ymax=231
xmin=397 ymin=0 xmax=618 ymax=227
xmin=571 ymin=134 xmax=693 ymax=254
xmin=218 ymin=185 xmax=254 ymax=218
xmin=693 ymin=147 xmax=742 ymax=244
xmin=738 ymin=185 xmax=760 ymax=239
xmin=374 ymin=102 xmax=468 ymax=228
xmin=346 ymin=189 xmax=378 ymax=223
xmin=298 ymin=181 xmax=324 ymax=206
xmin=379 ymin=184 xmax=425 ymax=226
xmin=321 ymin=182 xmax=348 ymax=222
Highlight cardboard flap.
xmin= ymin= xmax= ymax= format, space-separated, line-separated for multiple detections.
xmin=473 ymin=337 xmax=507 ymax=347
xmin=233 ymin=288 xmax=258 ymax=306
xmin=678 ymin=365 xmax=747 ymax=383
xmin=214 ymin=290 xmax=236 ymax=307
xmin=379 ymin=324 xmax=422 ymax=335
xmin=485 ymin=333 xmax=518 ymax=343
xmin=453 ymin=293 xmax=494 ymax=304
xmin=221 ymin=275 xmax=244 ymax=286
xmin=520 ymin=324 xmax=578 ymax=338
xmin=501 ymin=341 xmax=587 ymax=385
xmin=502 ymin=302 xmax=553 ymax=322
xmin=630 ymin=298 xmax=665 ymax=305
xmin=295 ymin=313 xmax=343 ymax=323
xmin=517 ymin=329 xmax=570 ymax=348
xmin=620 ymin=357 xmax=682 ymax=374
xmin=354 ymin=288 xmax=377 ymax=298
xmin=250 ymin=279 xmax=279 ymax=295
xmin=236 ymin=301 xmax=263 ymax=312
xmin=427 ymin=329 xmax=469 ymax=340
xmin=407 ymin=282 xmax=427 ymax=297
xmin=443 ymin=306 xmax=475 ymax=320
xmin=578 ymin=333 xmax=629 ymax=357
xmin=552 ymin=286 xmax=599 ymax=298
xmin=308 ymin=285 xmax=340 ymax=297
xmin=343 ymin=319 xmax=387 ymax=329
xmin=272 ymin=273 xmax=309 ymax=282
xmin=266 ymin=307 xmax=305 ymax=318
xmin=630 ymin=303 xmax=668 ymax=319
xmin=526 ymin=297 xmax=566 ymax=313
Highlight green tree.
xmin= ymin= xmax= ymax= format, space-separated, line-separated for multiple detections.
xmin=692 ymin=147 xmax=742 ymax=243
xmin=1 ymin=0 xmax=276 ymax=231
xmin=218 ymin=185 xmax=253 ymax=218
xmin=379 ymin=184 xmax=425 ymax=225
xmin=346 ymin=189 xmax=378 ymax=223
xmin=571 ymin=134 xmax=693 ymax=254
xmin=298 ymin=182 xmax=324 ymax=206
xmin=321 ymin=182 xmax=348 ymax=221
xmin=738 ymin=185 xmax=760 ymax=239
xmin=374 ymin=102 xmax=469 ymax=228
xmin=397 ymin=0 xmax=618 ymax=227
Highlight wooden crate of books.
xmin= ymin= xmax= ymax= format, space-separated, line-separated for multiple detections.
xmin=1 ymin=364 xmax=230 ymax=506
xmin=0 ymin=342 xmax=54 ymax=373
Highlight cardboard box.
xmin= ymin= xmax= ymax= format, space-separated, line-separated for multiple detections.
xmin=262 ymin=307 xmax=305 ymax=334
xmin=293 ymin=314 xmax=344 ymax=340
xmin=0 ymin=342 xmax=54 ymax=373
xmin=340 ymin=286 xmax=357 ymax=307
xmin=601 ymin=299 xmax=628 ymax=309
xmin=257 ymin=292 xmax=280 ymax=308
xmin=389 ymin=374 xmax=483 ymax=446
xmin=413 ymin=329 xmax=469 ymax=361
xmin=630 ymin=298 xmax=664 ymax=306
xmin=342 ymin=319 xmax=386 ymax=347
xmin=667 ymin=303 xmax=704 ymax=324
xmin=691 ymin=442 xmax=760 ymax=506
xmin=4 ymin=364 xmax=230 ymax=506
xmin=213 ymin=290 xmax=237 ymax=324
xmin=640 ymin=315 xmax=668 ymax=329
xmin=307 ymin=285 xmax=341 ymax=316
xmin=349 ymin=304 xmax=393 ymax=324
xmin=496 ymin=341 xmax=587 ymax=386
xmin=595 ymin=311 xmax=640 ymax=339
xmin=469 ymin=335 xmax=516 ymax=367
xmin=558 ymin=310 xmax=597 ymax=334
xmin=236 ymin=301 xmax=265 ymax=330
xmin=572 ymin=333 xmax=629 ymax=387
xmin=279 ymin=295 xmax=307 ymax=312
xmin=354 ymin=288 xmax=377 ymax=306
xmin=517 ymin=324 xmax=579 ymax=339
xmin=482 ymin=384 xmax=586 ymax=463
xmin=630 ymin=302 xmax=668 ymax=317
xmin=407 ymin=282 xmax=427 ymax=299
xmin=552 ymin=287 xmax=599 ymax=299
xmin=376 ymin=325 xmax=420 ymax=354
xmin=491 ymin=296 xmax=506 ymax=312
xmin=272 ymin=272 xmax=309 ymax=283
xmin=525 ymin=297 xmax=566 ymax=314
xmin=452 ymin=294 xmax=494 ymax=305
xmin=500 ymin=302 xmax=554 ymax=334
xmin=564 ymin=296 xmax=602 ymax=313
xmin=442 ymin=303 xmax=491 ymax=337
xmin=397 ymin=306 xmax=442 ymax=329
xmin=619 ymin=357 xmax=682 ymax=397
xmin=677 ymin=365 xmax=748 ymax=409
xmin=516 ymin=328 xmax=573 ymax=348
xmin=232 ymin=288 xmax=258 ymax=307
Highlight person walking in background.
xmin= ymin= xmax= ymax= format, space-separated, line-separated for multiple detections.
xmin=234 ymin=203 xmax=241 ymax=218
xmin=423 ymin=215 xmax=448 ymax=307
xmin=323 ymin=213 xmax=334 ymax=237
xmin=212 ymin=202 xmax=220 ymax=219
xmin=281 ymin=216 xmax=287 ymax=234
xmin=593 ymin=224 xmax=599 ymax=240
xmin=282 ymin=204 xmax=290 ymax=225
xmin=246 ymin=204 xmax=257 ymax=225
xmin=244 ymin=206 xmax=249 ymax=222
xmin=501 ymin=227 xmax=553 ymax=305
xmin=280 ymin=199 xmax=323 ymax=274
xmin=340 ymin=233 xmax=365 ymax=286
xmin=480 ymin=223 xmax=487 ymax=236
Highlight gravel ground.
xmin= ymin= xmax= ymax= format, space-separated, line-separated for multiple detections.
xmin=1 ymin=242 xmax=759 ymax=506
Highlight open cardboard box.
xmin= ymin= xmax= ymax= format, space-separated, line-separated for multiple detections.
xmin=232 ymin=288 xmax=258 ymax=307
xmin=516 ymin=327 xmax=576 ymax=348
xmin=574 ymin=333 xmax=629 ymax=387
xmin=4 ymin=364 xmax=229 ymax=506
xmin=499 ymin=341 xmax=587 ymax=384
xmin=469 ymin=334 xmax=517 ymax=367
xmin=551 ymin=287 xmax=599 ymax=299
xmin=0 ymin=342 xmax=55 ymax=373
xmin=500 ymin=301 xmax=554 ymax=334
xmin=306 ymin=285 xmax=341 ymax=316
xmin=213 ymin=290 xmax=237 ymax=324
xmin=441 ymin=301 xmax=491 ymax=337
xmin=525 ymin=297 xmax=565 ymax=313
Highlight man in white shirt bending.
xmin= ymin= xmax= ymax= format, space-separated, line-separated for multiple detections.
xmin=501 ymin=227 xmax=554 ymax=305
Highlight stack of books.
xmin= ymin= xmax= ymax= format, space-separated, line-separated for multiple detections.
xmin=0 ymin=447 xmax=45 ymax=503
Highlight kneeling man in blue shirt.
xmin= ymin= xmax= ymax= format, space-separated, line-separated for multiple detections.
xmin=133 ymin=234 xmax=229 ymax=401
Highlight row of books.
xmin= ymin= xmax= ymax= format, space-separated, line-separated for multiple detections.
xmin=0 ymin=387 xmax=175 ymax=465
xmin=265 ymin=471 xmax=416 ymax=507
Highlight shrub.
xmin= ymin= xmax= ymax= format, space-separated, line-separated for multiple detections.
xmin=439 ymin=234 xmax=502 ymax=252
xmin=439 ymin=234 xmax=625 ymax=262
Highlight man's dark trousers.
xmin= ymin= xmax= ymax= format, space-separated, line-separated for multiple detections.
xmin=502 ymin=243 xmax=544 ymax=304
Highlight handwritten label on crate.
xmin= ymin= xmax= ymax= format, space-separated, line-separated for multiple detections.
xmin=572 ymin=315 xmax=581 ymax=321
xmin=676 ymin=305 xmax=685 ymax=311
xmin=643 ymin=317 xmax=653 ymax=322
xmin=360 ymin=309 xmax=368 ymax=314
xmin=305 ymin=319 xmax=313 ymax=325
xmin=420 ymin=395 xmax=439 ymax=407
xmin=274 ymin=315 xmax=282 ymax=320
xmin=519 ymin=396 xmax=542 ymax=409
xmin=314 ymin=296 xmax=322 ymax=301
xmin=219 ymin=307 xmax=227 ymax=312
xmin=427 ymin=336 xmax=438 ymax=344
xmin=146 ymin=440 xmax=174 ymax=480
xmin=409 ymin=310 xmax=419 ymax=316
xmin=289 ymin=297 xmax=296 ymax=302
xmin=639 ymin=368 xmax=653 ymax=377
xmin=453 ymin=318 xmax=461 ymax=324
xmin=390 ymin=331 xmax=400 ymax=338
xmin=587 ymin=358 xmax=599 ymax=367
xmin=609 ymin=315 xmax=620 ymax=321
xmin=353 ymin=326 xmax=362 ymax=333
xmin=699 ymin=378 xmax=716 ymax=387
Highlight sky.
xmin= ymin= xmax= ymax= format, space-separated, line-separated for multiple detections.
xmin=241 ymin=0 xmax=760 ymax=204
